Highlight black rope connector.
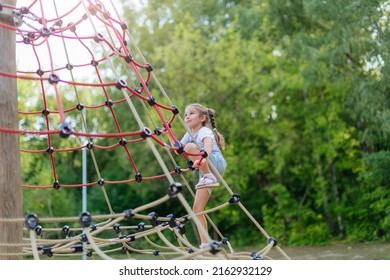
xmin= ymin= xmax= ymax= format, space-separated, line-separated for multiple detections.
xmin=87 ymin=4 xmax=97 ymax=15
xmin=146 ymin=64 xmax=153 ymax=72
xmin=119 ymin=138 xmax=127 ymax=146
xmin=53 ymin=180 xmax=60 ymax=190
xmin=79 ymin=211 xmax=92 ymax=228
xmin=124 ymin=54 xmax=133 ymax=63
xmin=86 ymin=142 xmax=94 ymax=149
xmin=48 ymin=73 xmax=60 ymax=84
xmin=103 ymin=11 xmax=110 ymax=20
xmin=187 ymin=160 xmax=195 ymax=171
xmin=91 ymin=59 xmax=99 ymax=67
xmin=97 ymin=178 xmax=105 ymax=186
xmin=222 ymin=237 xmax=229 ymax=245
xmin=251 ymin=252 xmax=263 ymax=260
xmin=36 ymin=69 xmax=44 ymax=77
xmin=86 ymin=250 xmax=93 ymax=257
xmin=105 ymin=99 xmax=113 ymax=107
xmin=116 ymin=79 xmax=127 ymax=89
xmin=126 ymin=235 xmax=136 ymax=242
xmin=166 ymin=214 xmax=177 ymax=228
xmin=168 ymin=182 xmax=182 ymax=197
xmin=138 ymin=222 xmax=145 ymax=232
xmin=71 ymin=244 xmax=83 ymax=253
xmin=120 ymin=22 xmax=128 ymax=30
xmin=62 ymin=225 xmax=70 ymax=236
xmin=40 ymin=27 xmax=51 ymax=37
xmin=153 ymin=250 xmax=159 ymax=256
xmin=46 ymin=146 xmax=54 ymax=154
xmin=20 ymin=6 xmax=29 ymax=14
xmin=174 ymin=141 xmax=184 ymax=154
xmin=200 ymin=149 xmax=208 ymax=158
xmin=54 ymin=19 xmax=63 ymax=27
xmin=59 ymin=122 xmax=73 ymax=138
xmin=228 ymin=193 xmax=240 ymax=204
xmin=35 ymin=225 xmax=43 ymax=236
xmin=80 ymin=233 xmax=87 ymax=242
xmin=148 ymin=96 xmax=157 ymax=106
xmin=25 ymin=213 xmax=39 ymax=230
xmin=148 ymin=212 xmax=159 ymax=227
xmin=66 ymin=63 xmax=73 ymax=70
xmin=43 ymin=247 xmax=53 ymax=257
xmin=171 ymin=105 xmax=179 ymax=115
xmin=76 ymin=103 xmax=84 ymax=111
xmin=209 ymin=241 xmax=222 ymax=255
xmin=67 ymin=22 xmax=76 ymax=33
xmin=174 ymin=166 xmax=182 ymax=174
xmin=42 ymin=108 xmax=50 ymax=116
xmin=113 ymin=223 xmax=121 ymax=234
xmin=268 ymin=237 xmax=278 ymax=247
xmin=140 ymin=127 xmax=152 ymax=138
xmin=123 ymin=209 xmax=134 ymax=220
xmin=90 ymin=224 xmax=97 ymax=232
xmin=135 ymin=173 xmax=143 ymax=183
xmin=154 ymin=127 xmax=162 ymax=136
xmin=122 ymin=245 xmax=128 ymax=252
xmin=23 ymin=37 xmax=30 ymax=44
xmin=176 ymin=224 xmax=186 ymax=235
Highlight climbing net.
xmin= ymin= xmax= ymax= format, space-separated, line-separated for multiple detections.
xmin=0 ymin=0 xmax=290 ymax=260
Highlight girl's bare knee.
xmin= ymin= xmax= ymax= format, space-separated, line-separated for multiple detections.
xmin=184 ymin=142 xmax=198 ymax=153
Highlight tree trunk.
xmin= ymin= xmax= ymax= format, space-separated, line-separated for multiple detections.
xmin=0 ymin=0 xmax=23 ymax=260
xmin=329 ymin=162 xmax=345 ymax=237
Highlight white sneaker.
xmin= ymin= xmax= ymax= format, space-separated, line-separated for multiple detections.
xmin=195 ymin=174 xmax=219 ymax=189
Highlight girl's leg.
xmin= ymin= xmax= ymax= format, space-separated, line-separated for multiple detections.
xmin=193 ymin=188 xmax=211 ymax=244
xmin=184 ymin=143 xmax=211 ymax=174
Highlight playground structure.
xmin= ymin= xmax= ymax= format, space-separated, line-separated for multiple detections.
xmin=0 ymin=0 xmax=290 ymax=260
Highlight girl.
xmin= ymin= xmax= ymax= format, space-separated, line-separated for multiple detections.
xmin=178 ymin=103 xmax=227 ymax=249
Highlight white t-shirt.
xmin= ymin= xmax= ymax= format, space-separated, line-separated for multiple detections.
xmin=181 ymin=126 xmax=221 ymax=153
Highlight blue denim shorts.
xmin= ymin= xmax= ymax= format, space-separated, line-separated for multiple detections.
xmin=199 ymin=151 xmax=227 ymax=179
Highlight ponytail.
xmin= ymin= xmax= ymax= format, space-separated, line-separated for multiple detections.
xmin=207 ymin=108 xmax=225 ymax=151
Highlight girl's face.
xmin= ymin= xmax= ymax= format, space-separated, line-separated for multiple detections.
xmin=184 ymin=106 xmax=205 ymax=130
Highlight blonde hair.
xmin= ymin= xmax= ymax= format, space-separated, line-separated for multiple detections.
xmin=185 ymin=103 xmax=225 ymax=150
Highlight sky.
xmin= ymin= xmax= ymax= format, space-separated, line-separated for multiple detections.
xmin=14 ymin=0 xmax=134 ymax=79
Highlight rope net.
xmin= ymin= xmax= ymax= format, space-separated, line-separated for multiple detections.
xmin=0 ymin=0 xmax=290 ymax=260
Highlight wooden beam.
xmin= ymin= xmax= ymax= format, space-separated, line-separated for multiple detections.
xmin=0 ymin=0 xmax=23 ymax=260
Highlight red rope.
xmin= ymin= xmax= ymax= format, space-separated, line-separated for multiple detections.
xmin=0 ymin=0 xmax=189 ymax=190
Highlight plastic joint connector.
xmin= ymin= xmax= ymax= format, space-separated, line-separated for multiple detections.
xmin=135 ymin=173 xmax=142 ymax=183
xmin=123 ymin=209 xmax=134 ymax=220
xmin=113 ymin=223 xmax=121 ymax=234
xmin=59 ymin=122 xmax=72 ymax=138
xmin=140 ymin=127 xmax=152 ymax=138
xmin=25 ymin=213 xmax=39 ymax=230
xmin=228 ymin=193 xmax=240 ymax=204
xmin=268 ymin=237 xmax=278 ymax=247
xmin=166 ymin=214 xmax=177 ymax=228
xmin=148 ymin=212 xmax=159 ymax=227
xmin=138 ymin=222 xmax=145 ymax=232
xmin=53 ymin=180 xmax=60 ymax=190
xmin=168 ymin=182 xmax=182 ymax=197
xmin=79 ymin=211 xmax=92 ymax=228
xmin=116 ymin=79 xmax=127 ymax=89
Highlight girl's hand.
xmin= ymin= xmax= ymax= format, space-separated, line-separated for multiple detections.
xmin=160 ymin=127 xmax=168 ymax=134
xmin=192 ymin=159 xmax=205 ymax=169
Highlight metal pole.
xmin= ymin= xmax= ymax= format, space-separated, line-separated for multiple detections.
xmin=82 ymin=109 xmax=88 ymax=260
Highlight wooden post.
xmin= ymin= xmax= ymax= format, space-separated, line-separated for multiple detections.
xmin=0 ymin=0 xmax=23 ymax=260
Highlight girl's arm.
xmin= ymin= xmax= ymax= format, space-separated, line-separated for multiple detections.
xmin=193 ymin=136 xmax=212 ymax=168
